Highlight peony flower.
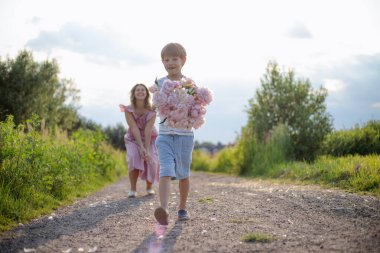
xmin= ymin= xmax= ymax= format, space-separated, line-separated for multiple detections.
xmin=162 ymin=80 xmax=180 ymax=94
xmin=152 ymin=91 xmax=168 ymax=107
xmin=195 ymin=87 xmax=213 ymax=106
xmin=170 ymin=108 xmax=188 ymax=121
xmin=190 ymin=109 xmax=199 ymax=118
xmin=151 ymin=77 xmax=212 ymax=129
xmin=167 ymin=92 xmax=179 ymax=107
xmin=158 ymin=105 xmax=171 ymax=118
xmin=193 ymin=117 xmax=205 ymax=129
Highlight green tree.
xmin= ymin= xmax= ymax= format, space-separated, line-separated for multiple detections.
xmin=0 ymin=50 xmax=80 ymax=129
xmin=103 ymin=123 xmax=127 ymax=150
xmin=247 ymin=61 xmax=332 ymax=161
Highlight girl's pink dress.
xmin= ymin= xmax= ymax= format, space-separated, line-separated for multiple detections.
xmin=122 ymin=105 xmax=159 ymax=183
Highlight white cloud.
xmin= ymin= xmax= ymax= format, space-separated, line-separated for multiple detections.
xmin=26 ymin=22 xmax=152 ymax=66
xmin=323 ymin=79 xmax=346 ymax=93
xmin=287 ymin=21 xmax=313 ymax=39
xmin=1 ymin=0 xmax=380 ymax=143
xmin=372 ymin=102 xmax=380 ymax=109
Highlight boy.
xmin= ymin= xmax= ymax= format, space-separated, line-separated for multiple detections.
xmin=154 ymin=43 xmax=194 ymax=225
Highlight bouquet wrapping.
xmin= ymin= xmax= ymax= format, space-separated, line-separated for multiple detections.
xmin=149 ymin=77 xmax=213 ymax=130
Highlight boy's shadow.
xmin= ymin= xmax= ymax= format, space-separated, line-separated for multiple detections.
xmin=0 ymin=195 xmax=153 ymax=253
xmin=132 ymin=221 xmax=184 ymax=253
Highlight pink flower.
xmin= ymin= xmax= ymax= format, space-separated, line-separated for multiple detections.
xmin=190 ymin=109 xmax=199 ymax=118
xmin=152 ymin=91 xmax=168 ymax=107
xmin=158 ymin=105 xmax=171 ymax=118
xmin=170 ymin=108 xmax=188 ymax=121
xmin=193 ymin=117 xmax=205 ymax=129
xmin=151 ymin=77 xmax=212 ymax=129
xmin=195 ymin=88 xmax=213 ymax=106
xmin=191 ymin=104 xmax=206 ymax=116
xmin=162 ymin=80 xmax=180 ymax=94
xmin=167 ymin=93 xmax=179 ymax=107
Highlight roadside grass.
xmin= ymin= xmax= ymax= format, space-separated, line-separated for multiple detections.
xmin=192 ymin=148 xmax=380 ymax=197
xmin=242 ymin=232 xmax=275 ymax=243
xmin=198 ymin=197 xmax=214 ymax=203
xmin=0 ymin=116 xmax=128 ymax=233
xmin=273 ymin=155 xmax=380 ymax=196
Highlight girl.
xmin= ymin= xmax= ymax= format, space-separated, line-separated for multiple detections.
xmin=119 ymin=83 xmax=159 ymax=197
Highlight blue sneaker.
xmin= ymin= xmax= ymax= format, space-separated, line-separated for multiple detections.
xmin=178 ymin=209 xmax=190 ymax=221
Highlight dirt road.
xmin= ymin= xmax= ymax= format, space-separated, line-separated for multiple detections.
xmin=1 ymin=172 xmax=379 ymax=252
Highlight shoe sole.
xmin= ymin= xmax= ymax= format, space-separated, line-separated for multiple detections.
xmin=154 ymin=207 xmax=169 ymax=225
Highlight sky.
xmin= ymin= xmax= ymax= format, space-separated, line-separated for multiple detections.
xmin=1 ymin=0 xmax=379 ymax=144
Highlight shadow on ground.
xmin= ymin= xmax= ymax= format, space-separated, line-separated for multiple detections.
xmin=0 ymin=195 xmax=154 ymax=253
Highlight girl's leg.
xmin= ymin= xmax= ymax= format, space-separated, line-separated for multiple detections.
xmin=146 ymin=181 xmax=153 ymax=190
xmin=129 ymin=169 xmax=139 ymax=191
xmin=178 ymin=177 xmax=189 ymax=210
xmin=159 ymin=176 xmax=172 ymax=210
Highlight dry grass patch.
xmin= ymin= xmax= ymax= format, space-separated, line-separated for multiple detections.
xmin=198 ymin=197 xmax=214 ymax=203
xmin=242 ymin=232 xmax=275 ymax=243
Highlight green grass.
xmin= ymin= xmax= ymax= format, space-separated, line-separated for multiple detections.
xmin=274 ymin=155 xmax=380 ymax=196
xmin=198 ymin=197 xmax=214 ymax=203
xmin=0 ymin=116 xmax=128 ymax=233
xmin=192 ymin=146 xmax=380 ymax=197
xmin=242 ymin=232 xmax=275 ymax=243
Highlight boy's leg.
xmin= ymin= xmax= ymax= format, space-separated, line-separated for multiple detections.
xmin=178 ymin=177 xmax=189 ymax=210
xmin=158 ymin=176 xmax=171 ymax=209
xmin=154 ymin=176 xmax=171 ymax=225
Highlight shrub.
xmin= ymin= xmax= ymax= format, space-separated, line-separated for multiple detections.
xmin=0 ymin=115 xmax=128 ymax=231
xmin=235 ymin=124 xmax=294 ymax=176
xmin=322 ymin=120 xmax=380 ymax=156
xmin=191 ymin=149 xmax=211 ymax=171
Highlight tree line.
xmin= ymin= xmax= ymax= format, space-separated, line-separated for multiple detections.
xmin=0 ymin=49 xmax=232 ymax=151
xmin=0 ymin=50 xmax=127 ymax=149
xmin=2 ymin=50 xmax=377 ymax=163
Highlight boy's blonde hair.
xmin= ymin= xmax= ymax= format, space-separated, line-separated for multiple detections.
xmin=161 ymin=43 xmax=187 ymax=59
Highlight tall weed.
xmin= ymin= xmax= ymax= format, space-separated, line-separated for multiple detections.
xmin=191 ymin=150 xmax=212 ymax=171
xmin=275 ymin=155 xmax=380 ymax=196
xmin=0 ymin=115 xmax=128 ymax=232
xmin=236 ymin=124 xmax=293 ymax=176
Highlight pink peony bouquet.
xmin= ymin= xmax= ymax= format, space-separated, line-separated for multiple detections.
xmin=149 ymin=77 xmax=213 ymax=130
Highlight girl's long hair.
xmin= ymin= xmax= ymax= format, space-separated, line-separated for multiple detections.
xmin=130 ymin=83 xmax=152 ymax=110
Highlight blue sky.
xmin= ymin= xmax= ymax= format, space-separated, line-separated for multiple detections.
xmin=1 ymin=0 xmax=379 ymax=144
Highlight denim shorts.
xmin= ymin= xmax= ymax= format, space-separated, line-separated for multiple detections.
xmin=155 ymin=134 xmax=194 ymax=180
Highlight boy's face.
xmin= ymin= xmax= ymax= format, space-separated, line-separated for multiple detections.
xmin=162 ymin=56 xmax=186 ymax=77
